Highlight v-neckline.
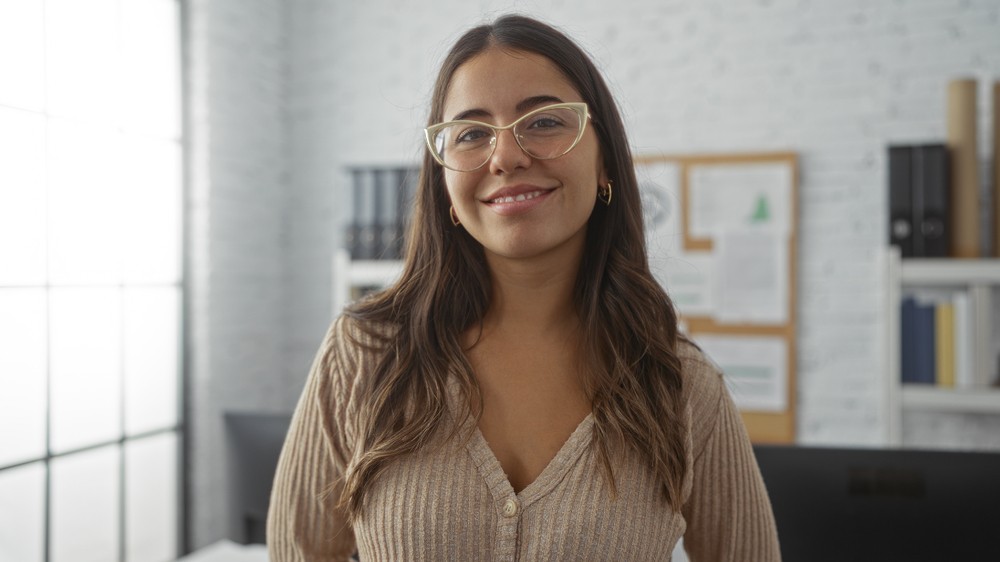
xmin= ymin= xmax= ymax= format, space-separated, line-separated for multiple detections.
xmin=462 ymin=412 xmax=595 ymax=508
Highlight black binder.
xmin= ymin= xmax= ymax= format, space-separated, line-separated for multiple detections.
xmin=356 ymin=169 xmax=378 ymax=260
xmin=914 ymin=144 xmax=949 ymax=257
xmin=375 ymin=169 xmax=399 ymax=259
xmin=888 ymin=146 xmax=914 ymax=256
xmin=345 ymin=165 xmax=420 ymax=260
xmin=347 ymin=169 xmax=364 ymax=259
xmin=888 ymin=144 xmax=950 ymax=258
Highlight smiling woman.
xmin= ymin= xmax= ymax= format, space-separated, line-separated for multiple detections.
xmin=268 ymin=14 xmax=780 ymax=562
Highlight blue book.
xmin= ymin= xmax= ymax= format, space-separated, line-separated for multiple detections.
xmin=900 ymin=297 xmax=918 ymax=383
xmin=912 ymin=300 xmax=937 ymax=384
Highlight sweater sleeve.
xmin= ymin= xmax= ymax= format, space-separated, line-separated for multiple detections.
xmin=680 ymin=351 xmax=782 ymax=562
xmin=267 ymin=317 xmax=358 ymax=561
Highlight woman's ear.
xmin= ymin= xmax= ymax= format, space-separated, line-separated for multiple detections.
xmin=598 ymin=163 xmax=610 ymax=188
xmin=594 ymin=142 xmax=612 ymax=189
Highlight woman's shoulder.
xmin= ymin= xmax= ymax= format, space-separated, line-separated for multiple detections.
xmin=676 ymin=335 xmax=723 ymax=386
xmin=330 ymin=312 xmax=397 ymax=342
xmin=308 ymin=314 xmax=398 ymax=427
xmin=675 ymin=335 xmax=728 ymax=428
xmin=320 ymin=313 xmax=398 ymax=372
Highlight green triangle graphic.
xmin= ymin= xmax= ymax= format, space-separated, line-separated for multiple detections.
xmin=750 ymin=194 xmax=770 ymax=223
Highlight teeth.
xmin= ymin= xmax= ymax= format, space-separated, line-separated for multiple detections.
xmin=492 ymin=190 xmax=543 ymax=204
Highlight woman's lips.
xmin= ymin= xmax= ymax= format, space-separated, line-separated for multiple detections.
xmin=483 ymin=188 xmax=554 ymax=215
xmin=487 ymin=189 xmax=547 ymax=204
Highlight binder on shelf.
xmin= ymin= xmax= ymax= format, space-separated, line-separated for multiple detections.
xmin=889 ymin=146 xmax=914 ymax=257
xmin=915 ymin=145 xmax=949 ymax=257
xmin=372 ymin=169 xmax=389 ymax=259
xmin=344 ymin=165 xmax=420 ymax=261
xmin=380 ymin=168 xmax=407 ymax=260
xmin=356 ymin=169 xmax=378 ymax=260
xmin=346 ymin=169 xmax=364 ymax=259
xmin=887 ymin=144 xmax=950 ymax=258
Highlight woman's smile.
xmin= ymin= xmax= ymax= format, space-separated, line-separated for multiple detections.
xmin=482 ymin=184 xmax=557 ymax=215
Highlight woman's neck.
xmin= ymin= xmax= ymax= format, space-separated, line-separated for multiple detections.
xmin=481 ymin=248 xmax=582 ymax=337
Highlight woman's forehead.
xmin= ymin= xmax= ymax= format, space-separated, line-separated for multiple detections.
xmin=441 ymin=47 xmax=581 ymax=121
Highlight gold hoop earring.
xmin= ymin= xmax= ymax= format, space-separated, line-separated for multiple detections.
xmin=449 ymin=205 xmax=461 ymax=226
xmin=598 ymin=180 xmax=613 ymax=206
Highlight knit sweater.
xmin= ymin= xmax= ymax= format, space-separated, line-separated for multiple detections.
xmin=267 ymin=316 xmax=781 ymax=561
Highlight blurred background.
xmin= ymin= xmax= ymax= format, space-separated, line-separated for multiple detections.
xmin=1 ymin=0 xmax=999 ymax=560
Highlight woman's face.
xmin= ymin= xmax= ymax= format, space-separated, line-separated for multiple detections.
xmin=440 ymin=47 xmax=607 ymax=263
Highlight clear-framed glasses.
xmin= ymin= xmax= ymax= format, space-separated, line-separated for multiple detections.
xmin=424 ymin=102 xmax=590 ymax=172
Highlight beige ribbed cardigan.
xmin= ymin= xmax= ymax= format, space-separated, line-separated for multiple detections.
xmin=267 ymin=316 xmax=780 ymax=561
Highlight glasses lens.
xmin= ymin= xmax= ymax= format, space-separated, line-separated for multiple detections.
xmin=433 ymin=124 xmax=496 ymax=172
xmin=513 ymin=107 xmax=584 ymax=160
xmin=429 ymin=105 xmax=586 ymax=172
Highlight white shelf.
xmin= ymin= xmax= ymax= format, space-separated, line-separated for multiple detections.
xmin=883 ymin=248 xmax=1000 ymax=446
xmin=901 ymin=386 xmax=1000 ymax=414
xmin=332 ymin=249 xmax=404 ymax=314
xmin=901 ymin=259 xmax=1000 ymax=284
xmin=346 ymin=260 xmax=403 ymax=286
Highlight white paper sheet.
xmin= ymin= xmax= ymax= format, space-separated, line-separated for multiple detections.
xmin=640 ymin=161 xmax=719 ymax=317
xmin=714 ymin=228 xmax=788 ymax=325
xmin=639 ymin=160 xmax=684 ymax=255
xmin=688 ymin=163 xmax=792 ymax=238
xmin=659 ymin=253 xmax=715 ymax=316
xmin=696 ymin=334 xmax=788 ymax=412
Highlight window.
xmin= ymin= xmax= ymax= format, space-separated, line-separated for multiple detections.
xmin=0 ymin=1 xmax=184 ymax=560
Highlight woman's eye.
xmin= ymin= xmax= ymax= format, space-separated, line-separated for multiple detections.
xmin=456 ymin=127 xmax=491 ymax=143
xmin=527 ymin=116 xmax=564 ymax=129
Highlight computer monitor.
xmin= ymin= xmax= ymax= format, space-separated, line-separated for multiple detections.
xmin=753 ymin=445 xmax=1000 ymax=561
xmin=224 ymin=412 xmax=292 ymax=545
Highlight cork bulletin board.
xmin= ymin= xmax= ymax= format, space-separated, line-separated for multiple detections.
xmin=635 ymin=152 xmax=799 ymax=444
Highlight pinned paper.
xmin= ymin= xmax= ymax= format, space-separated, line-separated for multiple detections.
xmin=696 ymin=334 xmax=788 ymax=413
xmin=688 ymin=163 xmax=792 ymax=239
xmin=714 ymin=228 xmax=788 ymax=325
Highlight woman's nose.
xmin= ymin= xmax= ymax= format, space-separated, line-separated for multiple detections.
xmin=487 ymin=129 xmax=531 ymax=175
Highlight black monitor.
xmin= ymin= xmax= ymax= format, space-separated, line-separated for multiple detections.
xmin=224 ymin=412 xmax=293 ymax=545
xmin=753 ymin=445 xmax=1000 ymax=561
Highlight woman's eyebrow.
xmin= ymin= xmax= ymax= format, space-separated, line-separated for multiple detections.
xmin=516 ymin=95 xmax=564 ymax=112
xmin=450 ymin=108 xmax=491 ymax=121
xmin=449 ymin=95 xmax=566 ymax=122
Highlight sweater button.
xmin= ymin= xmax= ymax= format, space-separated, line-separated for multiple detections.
xmin=501 ymin=498 xmax=519 ymax=518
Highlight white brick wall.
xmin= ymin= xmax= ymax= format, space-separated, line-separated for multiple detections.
xmin=187 ymin=0 xmax=289 ymax=548
xmin=188 ymin=0 xmax=1000 ymax=548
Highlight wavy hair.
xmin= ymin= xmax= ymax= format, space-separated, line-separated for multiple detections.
xmin=340 ymin=14 xmax=685 ymax=521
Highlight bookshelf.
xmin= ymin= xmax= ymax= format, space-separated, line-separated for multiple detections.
xmin=332 ymin=249 xmax=403 ymax=314
xmin=885 ymin=247 xmax=1000 ymax=444
xmin=900 ymin=386 xmax=1000 ymax=414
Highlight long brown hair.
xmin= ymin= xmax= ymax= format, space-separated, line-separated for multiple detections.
xmin=340 ymin=14 xmax=685 ymax=521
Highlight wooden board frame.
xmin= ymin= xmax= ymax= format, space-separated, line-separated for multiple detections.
xmin=636 ymin=152 xmax=799 ymax=444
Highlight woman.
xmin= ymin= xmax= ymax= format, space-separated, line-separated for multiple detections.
xmin=268 ymin=14 xmax=780 ymax=561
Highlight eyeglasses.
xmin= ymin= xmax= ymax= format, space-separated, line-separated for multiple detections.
xmin=424 ymin=102 xmax=590 ymax=172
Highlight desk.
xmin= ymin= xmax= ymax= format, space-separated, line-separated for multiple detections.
xmin=177 ymin=540 xmax=268 ymax=562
